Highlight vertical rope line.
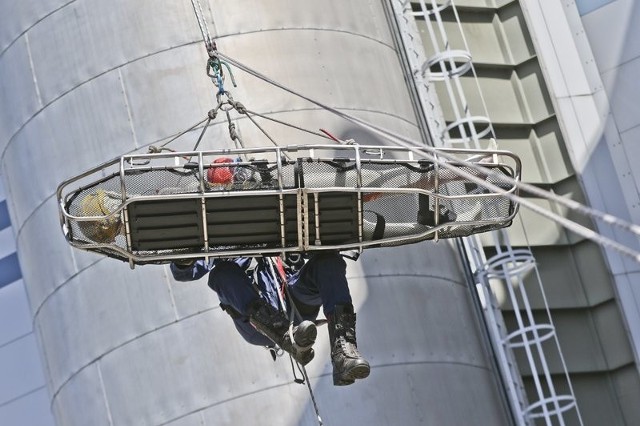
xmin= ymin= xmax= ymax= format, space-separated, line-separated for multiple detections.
xmin=190 ymin=0 xmax=214 ymax=51
xmin=267 ymin=258 xmax=324 ymax=425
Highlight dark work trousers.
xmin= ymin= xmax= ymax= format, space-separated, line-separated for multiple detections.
xmin=208 ymin=252 xmax=353 ymax=346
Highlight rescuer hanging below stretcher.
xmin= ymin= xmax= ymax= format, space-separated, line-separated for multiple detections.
xmin=173 ymin=158 xmax=370 ymax=386
xmin=168 ymin=153 xmax=506 ymax=385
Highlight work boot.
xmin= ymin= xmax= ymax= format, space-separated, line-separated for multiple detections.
xmin=248 ymin=299 xmax=317 ymax=365
xmin=328 ymin=304 xmax=370 ymax=386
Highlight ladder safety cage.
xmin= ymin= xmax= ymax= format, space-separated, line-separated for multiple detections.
xmin=57 ymin=144 xmax=521 ymax=266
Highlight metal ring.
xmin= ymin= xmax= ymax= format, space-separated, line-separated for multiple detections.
xmin=503 ymin=323 xmax=556 ymax=349
xmin=411 ymin=0 xmax=452 ymax=17
xmin=422 ymin=49 xmax=472 ymax=80
xmin=524 ymin=395 xmax=577 ymax=419
xmin=442 ymin=115 xmax=492 ymax=145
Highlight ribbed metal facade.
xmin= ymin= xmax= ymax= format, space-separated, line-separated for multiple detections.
xmin=0 ymin=182 xmax=56 ymax=425
xmin=400 ymin=0 xmax=640 ymax=424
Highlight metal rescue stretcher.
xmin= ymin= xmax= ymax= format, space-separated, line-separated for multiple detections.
xmin=57 ymin=144 xmax=521 ymax=267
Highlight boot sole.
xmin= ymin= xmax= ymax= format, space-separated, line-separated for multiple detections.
xmin=294 ymin=321 xmax=317 ymax=348
xmin=333 ymin=362 xmax=371 ymax=386
xmin=295 ymin=348 xmax=315 ymax=366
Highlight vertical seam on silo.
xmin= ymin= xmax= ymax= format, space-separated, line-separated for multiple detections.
xmin=117 ymin=68 xmax=140 ymax=149
xmin=24 ymin=33 xmax=44 ymax=109
xmin=164 ymin=264 xmax=181 ymax=321
xmin=97 ymin=360 xmax=115 ymax=425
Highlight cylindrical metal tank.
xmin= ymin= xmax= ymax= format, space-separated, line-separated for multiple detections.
xmin=0 ymin=1 xmax=510 ymax=424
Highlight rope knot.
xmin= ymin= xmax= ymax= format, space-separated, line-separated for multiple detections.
xmin=232 ymin=101 xmax=247 ymax=114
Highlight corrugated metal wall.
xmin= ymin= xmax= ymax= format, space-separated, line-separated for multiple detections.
xmin=0 ymin=181 xmax=55 ymax=425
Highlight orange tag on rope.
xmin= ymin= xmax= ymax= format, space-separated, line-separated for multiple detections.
xmin=362 ymin=192 xmax=383 ymax=202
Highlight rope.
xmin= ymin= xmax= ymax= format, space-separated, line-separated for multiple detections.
xmin=150 ymin=116 xmax=209 ymax=152
xmin=192 ymin=117 xmax=212 ymax=152
xmin=266 ymin=257 xmax=324 ymax=426
xmin=189 ymin=0 xmax=214 ymax=53
xmin=224 ymin=110 xmax=244 ymax=150
xmin=244 ymin=113 xmax=279 ymax=147
xmin=186 ymin=4 xmax=332 ymax=155
xmin=298 ymin=361 xmax=324 ymax=426
xmin=245 ymin=109 xmax=334 ymax=141
xmin=215 ymin=50 xmax=640 ymax=264
xmin=182 ymin=9 xmax=324 ymax=423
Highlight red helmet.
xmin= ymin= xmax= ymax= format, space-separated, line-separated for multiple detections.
xmin=207 ymin=157 xmax=234 ymax=184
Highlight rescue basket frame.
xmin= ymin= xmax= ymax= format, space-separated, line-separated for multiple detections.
xmin=57 ymin=144 xmax=521 ymax=267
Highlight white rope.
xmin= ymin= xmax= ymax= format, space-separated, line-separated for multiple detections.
xmin=155 ymin=116 xmax=209 ymax=149
xmin=190 ymin=0 xmax=214 ymax=52
xmin=245 ymin=109 xmax=333 ymax=141
xmin=448 ymin=0 xmax=498 ymax=143
xmin=215 ymin=51 xmax=640 ymax=263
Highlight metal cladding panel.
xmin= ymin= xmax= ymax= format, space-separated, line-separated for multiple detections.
xmin=169 ymin=269 xmax=219 ymax=321
xmin=200 ymin=364 xmax=504 ymax=425
xmin=602 ymin=56 xmax=640 ymax=133
xmin=0 ymin=333 xmax=47 ymax=405
xmin=0 ymin=279 xmax=32 ymax=346
xmin=0 ymin=37 xmax=41 ymax=146
xmin=36 ymin=259 xmax=177 ymax=393
xmin=96 ymin=309 xmax=284 ymax=425
xmin=4 ymin=73 xmax=135 ymax=228
xmin=120 ymin=31 xmax=414 ymax=146
xmin=581 ymin=0 xmax=639 ymax=75
xmin=51 ymin=362 xmax=112 ymax=426
xmin=1 ymin=0 xmax=510 ymax=425
xmin=50 ymin=244 xmax=508 ymax=426
xmin=120 ymin=44 xmax=217 ymax=145
xmin=208 ymin=0 xmax=394 ymax=42
xmin=219 ymin=30 xmax=412 ymax=118
xmin=17 ymin=198 xmax=77 ymax=312
xmin=26 ymin=0 xmax=200 ymax=106
xmin=0 ymin=0 xmax=68 ymax=51
xmin=565 ymin=364 xmax=640 ymax=426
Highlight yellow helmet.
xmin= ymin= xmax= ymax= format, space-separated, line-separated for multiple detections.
xmin=78 ymin=190 xmax=122 ymax=243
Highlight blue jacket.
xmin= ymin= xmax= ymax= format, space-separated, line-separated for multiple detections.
xmin=170 ymin=257 xmax=252 ymax=282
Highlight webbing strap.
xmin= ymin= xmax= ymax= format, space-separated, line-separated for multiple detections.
xmin=372 ymin=212 xmax=386 ymax=240
xmin=219 ymin=303 xmax=243 ymax=320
